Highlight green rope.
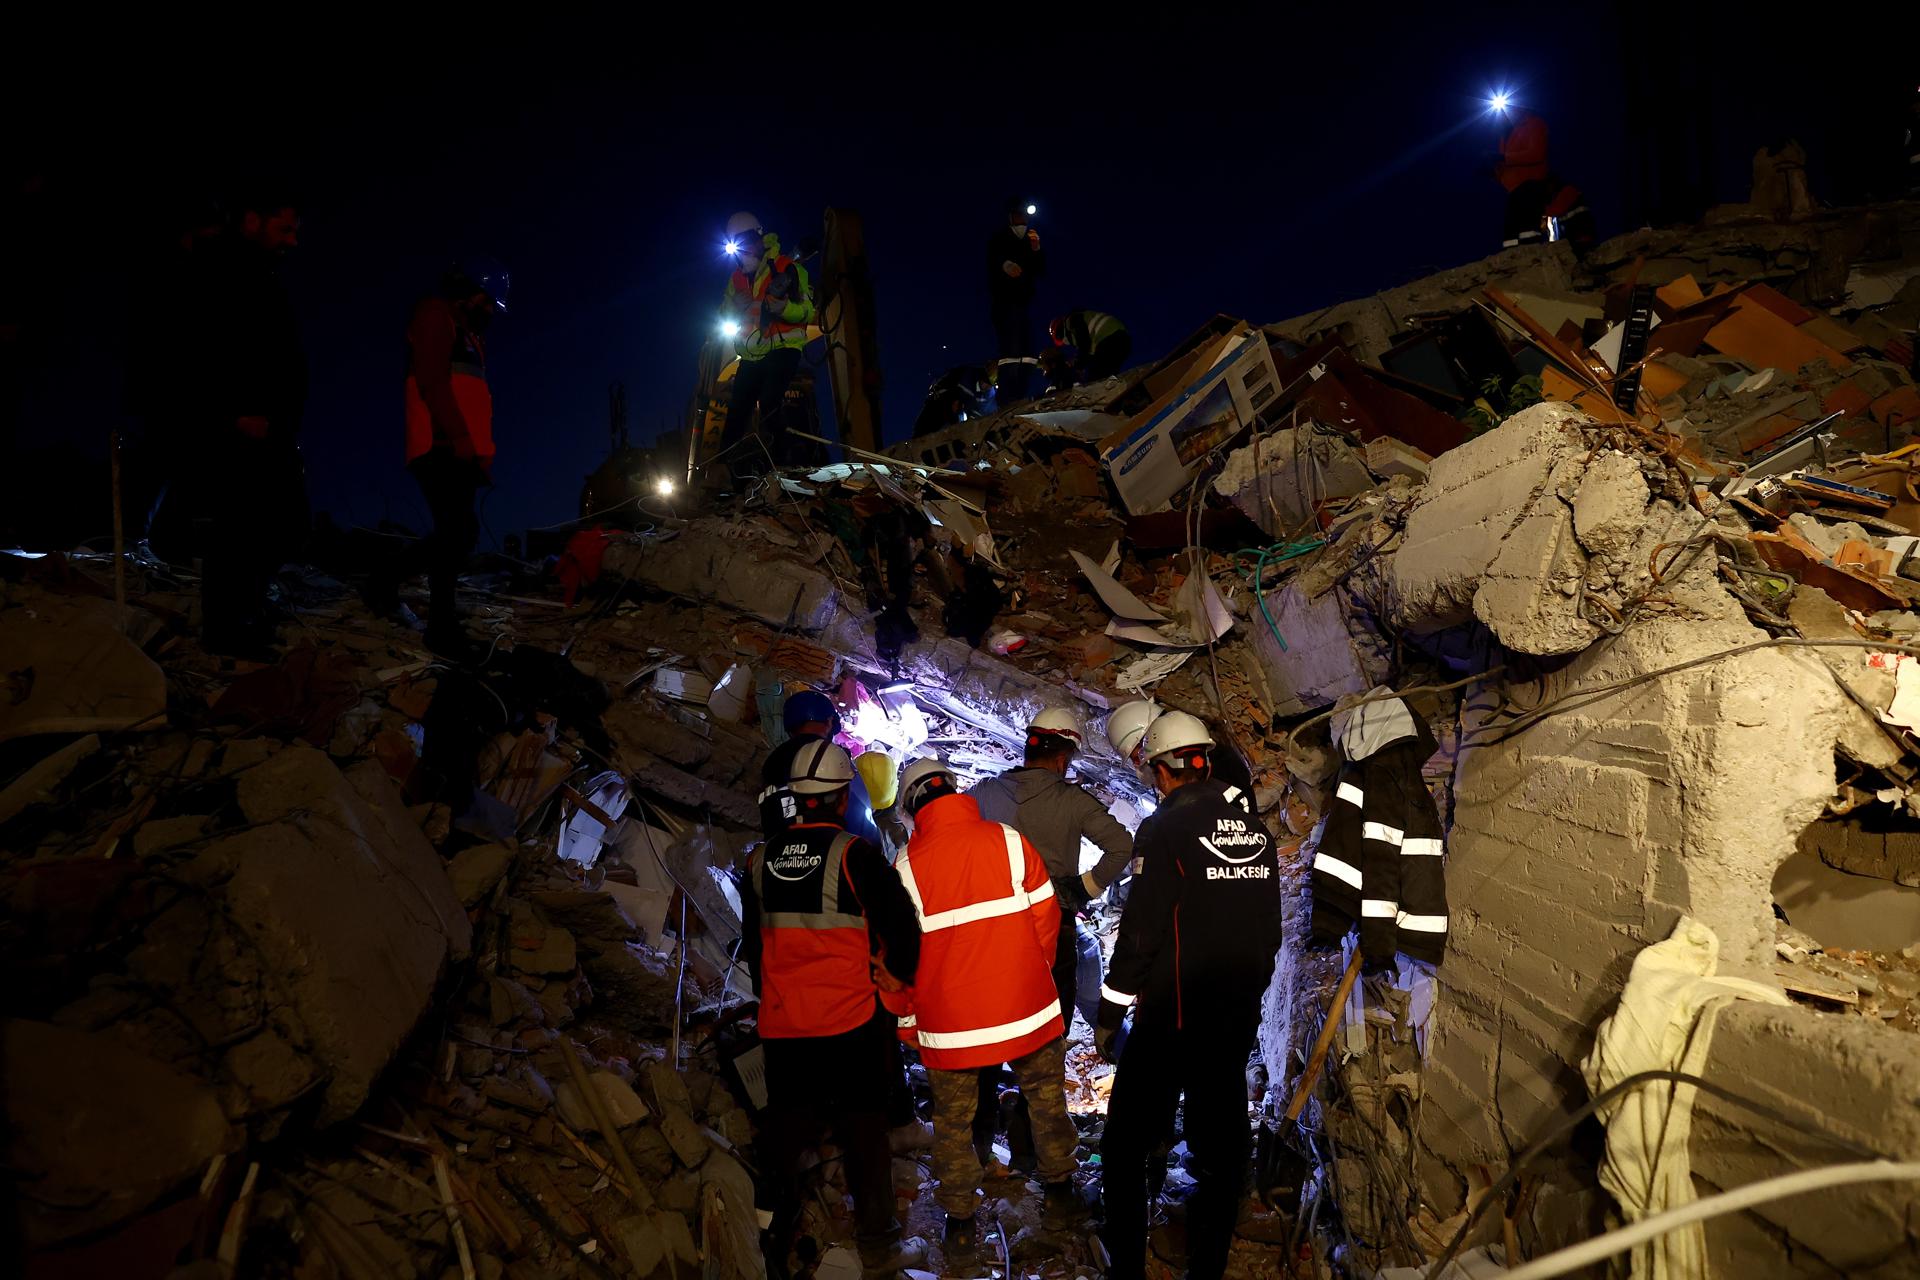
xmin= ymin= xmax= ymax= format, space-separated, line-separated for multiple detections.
xmin=1231 ymin=539 xmax=1323 ymax=653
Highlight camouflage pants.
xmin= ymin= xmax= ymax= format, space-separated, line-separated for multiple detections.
xmin=926 ymin=1037 xmax=1078 ymax=1217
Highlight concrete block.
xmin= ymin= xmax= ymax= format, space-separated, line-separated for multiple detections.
xmin=1571 ymin=452 xmax=1652 ymax=557
xmin=1211 ymin=426 xmax=1372 ymax=538
xmin=197 ymin=749 xmax=470 ymax=1125
xmin=4 ymin=1019 xmax=238 ymax=1247
xmin=1247 ymin=581 xmax=1381 ymax=716
xmin=601 ymin=522 xmax=842 ymax=632
xmin=1389 ymin=403 xmax=1595 ymax=648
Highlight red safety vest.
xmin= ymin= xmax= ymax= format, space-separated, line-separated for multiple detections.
xmin=750 ymin=825 xmax=879 ymax=1039
xmin=720 ymin=254 xmax=814 ymax=360
xmin=404 ymin=298 xmax=495 ymax=463
xmin=892 ymin=795 xmax=1063 ymax=1071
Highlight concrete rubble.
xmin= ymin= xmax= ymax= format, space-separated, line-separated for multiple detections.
xmin=7 ymin=197 xmax=1920 ymax=1280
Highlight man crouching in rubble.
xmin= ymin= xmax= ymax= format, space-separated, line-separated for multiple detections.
xmin=1096 ymin=711 xmax=1282 ymax=1280
xmin=892 ymin=757 xmax=1096 ymax=1264
xmin=741 ymin=741 xmax=925 ymax=1277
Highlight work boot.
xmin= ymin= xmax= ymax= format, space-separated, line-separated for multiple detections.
xmin=942 ymin=1214 xmax=978 ymax=1267
xmin=1042 ymin=1177 xmax=1098 ymax=1229
xmin=857 ymin=1236 xmax=927 ymax=1278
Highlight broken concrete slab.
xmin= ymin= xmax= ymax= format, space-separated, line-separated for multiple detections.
xmin=1389 ymin=402 xmax=1601 ymax=654
xmin=0 ymin=619 xmax=166 ymax=743
xmin=601 ymin=520 xmax=843 ymax=631
xmin=0 ymin=732 xmax=98 ymax=825
xmin=556 ymin=1069 xmax=651 ymax=1131
xmin=5 ymin=1018 xmax=238 ymax=1246
xmin=1211 ymin=425 xmax=1372 ymax=539
xmin=194 ymin=747 xmax=471 ymax=1124
xmin=1247 ymin=580 xmax=1385 ymax=716
xmin=1571 ymin=452 xmax=1652 ymax=558
xmin=448 ymin=842 xmax=514 ymax=905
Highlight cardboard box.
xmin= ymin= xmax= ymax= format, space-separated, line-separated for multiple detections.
xmin=1101 ymin=328 xmax=1280 ymax=514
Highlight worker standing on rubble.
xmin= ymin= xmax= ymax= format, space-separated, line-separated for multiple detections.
xmin=160 ymin=186 xmax=308 ymax=658
xmin=716 ymin=211 xmax=816 ymax=483
xmin=1096 ymin=711 xmax=1281 ymax=1280
xmin=970 ymin=708 xmax=1133 ymax=1031
xmin=1049 ymin=310 xmax=1132 ymax=383
xmin=893 ymin=757 xmax=1095 ymax=1263
xmin=988 ymin=198 xmax=1045 ymax=404
xmin=760 ymin=691 xmax=881 ymax=848
xmin=741 ymin=741 xmax=926 ymax=1278
xmin=365 ymin=260 xmax=508 ymax=660
xmin=1492 ymin=106 xmax=1594 ymax=252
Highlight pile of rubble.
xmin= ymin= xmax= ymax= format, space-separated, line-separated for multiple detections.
xmin=8 ymin=196 xmax=1920 ymax=1280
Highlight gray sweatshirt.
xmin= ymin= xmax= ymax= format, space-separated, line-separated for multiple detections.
xmin=968 ymin=766 xmax=1135 ymax=903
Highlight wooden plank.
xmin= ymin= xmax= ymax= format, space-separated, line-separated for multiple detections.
xmin=1485 ymin=285 xmax=1615 ymax=387
xmin=1706 ymin=292 xmax=1854 ymax=374
xmin=1774 ymin=962 xmax=1859 ymax=1006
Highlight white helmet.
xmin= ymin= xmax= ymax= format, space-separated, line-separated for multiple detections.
xmin=789 ymin=740 xmax=856 ymax=795
xmin=1106 ymin=700 xmax=1161 ymax=760
xmin=724 ymin=210 xmax=764 ymax=240
xmin=899 ymin=756 xmax=957 ymax=815
xmin=1028 ymin=707 xmax=1083 ymax=747
xmin=1141 ymin=710 xmax=1213 ymax=769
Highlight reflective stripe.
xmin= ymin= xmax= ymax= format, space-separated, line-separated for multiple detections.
xmin=897 ymin=1013 xmax=917 ymax=1028
xmin=763 ymin=911 xmax=866 ymax=930
xmin=1336 ymin=782 xmax=1364 ymax=807
xmin=1401 ymin=837 xmax=1444 ymax=857
xmin=916 ymin=1001 xmax=1059 ymax=1050
xmin=1361 ymin=899 xmax=1399 ymax=918
xmin=757 ymin=785 xmax=781 ymax=803
xmin=918 ymin=893 xmax=1043 ymax=933
xmin=1100 ymin=983 xmax=1133 ymax=1005
xmin=1222 ymin=785 xmax=1243 ymax=805
xmin=1398 ymin=912 xmax=1449 ymax=933
xmin=1362 ymin=821 xmax=1405 ymax=847
xmin=901 ymin=825 xmax=1045 ymax=934
xmin=1312 ymin=852 xmax=1363 ymax=889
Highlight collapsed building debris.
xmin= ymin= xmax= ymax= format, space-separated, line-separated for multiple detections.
xmin=7 ymin=196 xmax=1920 ymax=1280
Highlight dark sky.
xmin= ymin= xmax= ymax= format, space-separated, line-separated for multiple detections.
xmin=5 ymin=11 xmax=1913 ymax=545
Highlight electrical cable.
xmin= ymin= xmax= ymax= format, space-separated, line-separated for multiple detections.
xmin=1420 ymin=1067 xmax=1891 ymax=1280
xmin=1498 ymin=1161 xmax=1920 ymax=1280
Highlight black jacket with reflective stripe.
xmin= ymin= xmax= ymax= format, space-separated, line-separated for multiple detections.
xmin=1310 ymin=704 xmax=1449 ymax=965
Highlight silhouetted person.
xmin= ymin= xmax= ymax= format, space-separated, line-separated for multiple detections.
xmin=987 ymin=198 xmax=1045 ymax=403
xmin=152 ymin=188 xmax=308 ymax=657
xmin=1493 ymin=107 xmax=1594 ymax=253
xmin=369 ymin=261 xmax=508 ymax=659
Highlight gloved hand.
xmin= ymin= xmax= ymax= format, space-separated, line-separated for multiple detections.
xmin=1094 ymin=1022 xmax=1121 ymax=1064
xmin=1002 ymin=260 xmax=1022 ymax=278
xmin=1026 ymin=230 xmax=1041 ymax=250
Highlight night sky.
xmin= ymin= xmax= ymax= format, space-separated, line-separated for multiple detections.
xmin=5 ymin=11 xmax=1912 ymax=546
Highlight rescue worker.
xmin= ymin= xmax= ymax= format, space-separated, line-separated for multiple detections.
xmin=912 ymin=363 xmax=996 ymax=438
xmin=1493 ymin=107 xmax=1594 ymax=252
xmin=741 ymin=741 xmax=925 ymax=1278
xmin=1049 ymin=310 xmax=1132 ymax=382
xmin=1096 ymin=712 xmax=1282 ymax=1280
xmin=717 ymin=211 xmax=817 ymax=480
xmin=1109 ymin=698 xmax=1254 ymax=801
xmin=158 ymin=187 xmax=308 ymax=657
xmin=367 ymin=260 xmax=508 ymax=659
xmin=970 ymin=708 xmax=1133 ymax=1032
xmin=760 ymin=691 xmax=881 ymax=849
xmin=987 ymin=198 xmax=1045 ymax=403
xmin=892 ymin=757 xmax=1094 ymax=1263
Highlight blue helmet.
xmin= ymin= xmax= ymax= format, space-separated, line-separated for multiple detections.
xmin=783 ymin=690 xmax=840 ymax=734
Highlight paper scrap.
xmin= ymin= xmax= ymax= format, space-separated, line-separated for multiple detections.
xmin=1071 ymin=549 xmax=1170 ymax=624
xmin=653 ymin=669 xmax=714 ymax=704
xmin=1115 ymin=650 xmax=1192 ymax=692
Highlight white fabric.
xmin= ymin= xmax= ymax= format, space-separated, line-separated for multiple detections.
xmin=1580 ymin=916 xmax=1788 ymax=1280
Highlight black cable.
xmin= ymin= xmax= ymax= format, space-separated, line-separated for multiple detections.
xmin=1421 ymin=1066 xmax=1889 ymax=1280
